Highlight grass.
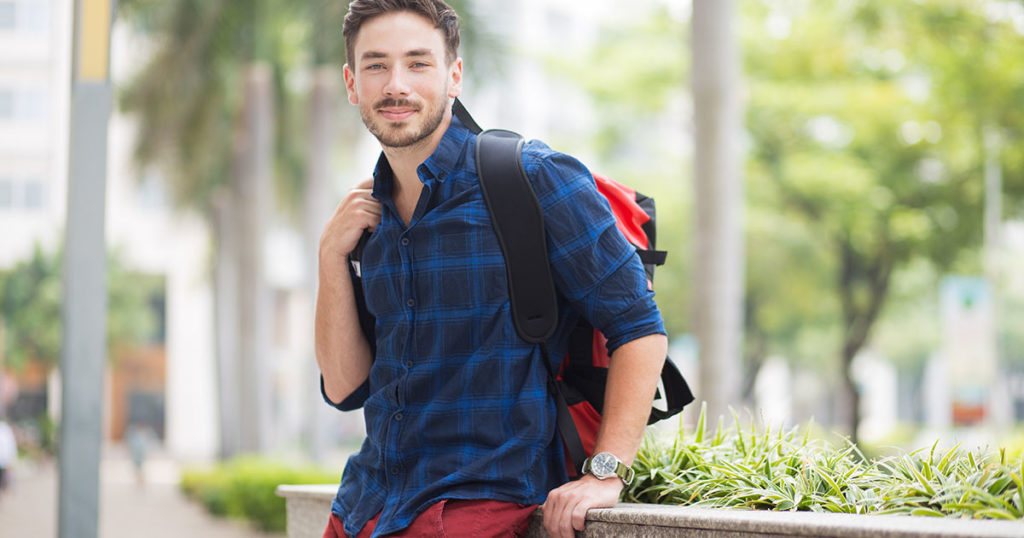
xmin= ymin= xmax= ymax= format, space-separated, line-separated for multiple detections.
xmin=625 ymin=403 xmax=1024 ymax=520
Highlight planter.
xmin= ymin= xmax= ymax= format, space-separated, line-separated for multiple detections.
xmin=276 ymin=484 xmax=1023 ymax=538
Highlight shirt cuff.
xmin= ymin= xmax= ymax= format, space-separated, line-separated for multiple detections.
xmin=320 ymin=375 xmax=369 ymax=411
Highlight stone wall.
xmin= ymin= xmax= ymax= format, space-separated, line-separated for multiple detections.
xmin=277 ymin=485 xmax=1024 ymax=538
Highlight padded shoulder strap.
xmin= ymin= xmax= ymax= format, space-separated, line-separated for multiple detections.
xmin=476 ymin=129 xmax=559 ymax=344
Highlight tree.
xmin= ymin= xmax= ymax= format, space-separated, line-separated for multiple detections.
xmin=742 ymin=0 xmax=1024 ymax=441
xmin=557 ymin=0 xmax=1024 ymax=441
xmin=0 ymin=244 xmax=158 ymax=372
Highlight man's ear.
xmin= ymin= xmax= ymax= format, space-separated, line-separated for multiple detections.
xmin=343 ymin=64 xmax=359 ymax=105
xmin=447 ymin=57 xmax=463 ymax=99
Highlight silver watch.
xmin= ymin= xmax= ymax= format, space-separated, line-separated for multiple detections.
xmin=581 ymin=451 xmax=634 ymax=485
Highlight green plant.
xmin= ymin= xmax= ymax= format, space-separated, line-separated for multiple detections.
xmin=180 ymin=456 xmax=341 ymax=532
xmin=625 ymin=403 xmax=1024 ymax=520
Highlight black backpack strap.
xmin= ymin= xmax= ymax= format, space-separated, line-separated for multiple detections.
xmin=348 ymin=230 xmax=377 ymax=356
xmin=637 ymin=248 xmax=668 ymax=266
xmin=648 ymin=356 xmax=695 ymax=423
xmin=540 ymin=343 xmax=588 ymax=474
xmin=453 ymin=98 xmax=482 ymax=134
xmin=475 ymin=129 xmax=559 ymax=343
xmin=473 ymin=120 xmax=586 ymax=472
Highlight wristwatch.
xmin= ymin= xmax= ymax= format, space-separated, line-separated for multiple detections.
xmin=581 ymin=452 xmax=635 ymax=486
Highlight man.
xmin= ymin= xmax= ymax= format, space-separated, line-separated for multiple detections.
xmin=315 ymin=1 xmax=667 ymax=536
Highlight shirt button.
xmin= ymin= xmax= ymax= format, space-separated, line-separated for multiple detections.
xmin=406 ymin=299 xmax=415 ymax=308
xmin=391 ymin=467 xmax=400 ymax=475
xmin=401 ymin=237 xmax=410 ymax=246
xmin=404 ymin=361 xmax=413 ymax=369
xmin=394 ymin=413 xmax=403 ymax=421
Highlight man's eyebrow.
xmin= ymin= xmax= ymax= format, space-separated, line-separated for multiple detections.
xmin=359 ymin=49 xmax=436 ymax=62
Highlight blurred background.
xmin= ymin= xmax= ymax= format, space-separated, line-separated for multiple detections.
xmin=1 ymin=0 xmax=1024 ymax=533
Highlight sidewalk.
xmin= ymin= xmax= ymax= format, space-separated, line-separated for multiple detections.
xmin=0 ymin=448 xmax=284 ymax=538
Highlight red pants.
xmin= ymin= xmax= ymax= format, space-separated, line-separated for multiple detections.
xmin=323 ymin=499 xmax=538 ymax=538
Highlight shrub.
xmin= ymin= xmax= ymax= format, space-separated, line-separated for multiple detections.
xmin=180 ymin=456 xmax=341 ymax=532
xmin=626 ymin=403 xmax=1024 ymax=520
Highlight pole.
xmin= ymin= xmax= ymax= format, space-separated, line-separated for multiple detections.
xmin=692 ymin=0 xmax=745 ymax=422
xmin=58 ymin=1 xmax=114 ymax=537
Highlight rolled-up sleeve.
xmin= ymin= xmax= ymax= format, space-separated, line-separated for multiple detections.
xmin=524 ymin=144 xmax=666 ymax=353
xmin=320 ymin=375 xmax=369 ymax=411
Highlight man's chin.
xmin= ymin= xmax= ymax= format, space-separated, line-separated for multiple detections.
xmin=375 ymin=129 xmax=426 ymax=149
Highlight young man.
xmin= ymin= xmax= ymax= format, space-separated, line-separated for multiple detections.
xmin=315 ymin=1 xmax=668 ymax=536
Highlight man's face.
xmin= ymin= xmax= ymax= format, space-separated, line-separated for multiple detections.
xmin=344 ymin=11 xmax=462 ymax=149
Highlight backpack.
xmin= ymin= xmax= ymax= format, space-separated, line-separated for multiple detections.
xmin=349 ymin=99 xmax=694 ymax=477
xmin=453 ymin=100 xmax=694 ymax=476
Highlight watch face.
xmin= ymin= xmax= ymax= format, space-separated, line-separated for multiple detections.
xmin=591 ymin=452 xmax=618 ymax=477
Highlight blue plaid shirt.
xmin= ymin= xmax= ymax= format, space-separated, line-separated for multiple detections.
xmin=324 ymin=115 xmax=665 ymax=537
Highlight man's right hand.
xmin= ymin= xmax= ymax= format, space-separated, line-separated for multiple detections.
xmin=319 ymin=178 xmax=382 ymax=265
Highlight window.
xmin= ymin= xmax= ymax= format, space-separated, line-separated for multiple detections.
xmin=23 ymin=179 xmax=43 ymax=208
xmin=19 ymin=89 xmax=44 ymax=119
xmin=0 ymin=2 xmax=15 ymax=30
xmin=0 ymin=88 xmax=47 ymax=121
xmin=0 ymin=1 xmax=47 ymax=32
xmin=19 ymin=0 xmax=45 ymax=31
xmin=0 ymin=89 xmax=12 ymax=120
xmin=0 ymin=178 xmax=48 ymax=211
xmin=0 ymin=179 xmax=12 ymax=209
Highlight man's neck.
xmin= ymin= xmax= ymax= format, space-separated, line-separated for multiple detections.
xmin=380 ymin=111 xmax=452 ymax=226
xmin=382 ymin=113 xmax=452 ymax=193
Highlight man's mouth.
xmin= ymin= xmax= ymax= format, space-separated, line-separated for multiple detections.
xmin=378 ymin=106 xmax=417 ymax=122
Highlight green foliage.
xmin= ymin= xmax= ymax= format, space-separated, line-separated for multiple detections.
xmin=627 ymin=404 xmax=1024 ymax=520
xmin=0 ymin=244 xmax=159 ymax=372
xmin=180 ymin=456 xmax=341 ymax=532
xmin=558 ymin=1 xmax=1024 ymax=437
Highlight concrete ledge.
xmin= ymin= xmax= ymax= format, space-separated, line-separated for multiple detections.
xmin=276 ymin=485 xmax=336 ymax=538
xmin=277 ymin=484 xmax=1024 ymax=538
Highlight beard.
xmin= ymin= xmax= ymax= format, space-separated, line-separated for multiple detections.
xmin=361 ymin=94 xmax=448 ymax=149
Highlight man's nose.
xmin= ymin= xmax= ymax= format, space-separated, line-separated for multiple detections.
xmin=383 ymin=68 xmax=410 ymax=97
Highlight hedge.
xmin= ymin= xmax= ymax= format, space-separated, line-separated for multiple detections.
xmin=180 ymin=456 xmax=340 ymax=532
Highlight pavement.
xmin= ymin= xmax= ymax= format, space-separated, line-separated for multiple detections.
xmin=0 ymin=447 xmax=285 ymax=538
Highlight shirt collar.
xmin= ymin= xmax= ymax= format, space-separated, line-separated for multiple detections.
xmin=370 ymin=111 xmax=474 ymax=201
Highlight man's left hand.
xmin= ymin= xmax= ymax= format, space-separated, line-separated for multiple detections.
xmin=541 ymin=474 xmax=623 ymax=538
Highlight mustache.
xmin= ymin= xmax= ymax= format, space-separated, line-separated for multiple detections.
xmin=375 ymin=99 xmax=419 ymax=111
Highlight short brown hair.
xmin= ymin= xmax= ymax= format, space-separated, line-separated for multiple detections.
xmin=343 ymin=0 xmax=461 ymax=68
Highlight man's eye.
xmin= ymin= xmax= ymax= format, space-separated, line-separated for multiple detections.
xmin=411 ymin=62 xmax=429 ymax=69
xmin=366 ymin=64 xmax=385 ymax=71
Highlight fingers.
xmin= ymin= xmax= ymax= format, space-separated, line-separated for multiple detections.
xmin=542 ymin=486 xmax=573 ymax=538
xmin=542 ymin=476 xmax=624 ymax=538
xmin=319 ymin=180 xmax=383 ymax=260
xmin=543 ymin=483 xmax=587 ymax=538
xmin=571 ymin=501 xmax=589 ymax=534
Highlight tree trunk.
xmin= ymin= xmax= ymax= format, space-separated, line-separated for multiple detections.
xmin=212 ymin=193 xmax=241 ymax=459
xmin=303 ymin=66 xmax=341 ymax=462
xmin=834 ymin=241 xmax=893 ymax=445
xmin=692 ymin=0 xmax=745 ymax=422
xmin=233 ymin=63 xmax=275 ymax=453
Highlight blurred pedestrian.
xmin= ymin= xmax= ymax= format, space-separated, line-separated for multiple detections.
xmin=0 ymin=418 xmax=16 ymax=496
xmin=126 ymin=422 xmax=149 ymax=486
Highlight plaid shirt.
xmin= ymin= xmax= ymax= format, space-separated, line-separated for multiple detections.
xmin=324 ymin=115 xmax=665 ymax=537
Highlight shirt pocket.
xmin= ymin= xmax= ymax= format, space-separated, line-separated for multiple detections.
xmin=427 ymin=228 xmax=507 ymax=309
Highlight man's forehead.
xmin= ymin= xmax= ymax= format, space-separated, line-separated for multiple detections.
xmin=353 ymin=11 xmax=446 ymax=61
